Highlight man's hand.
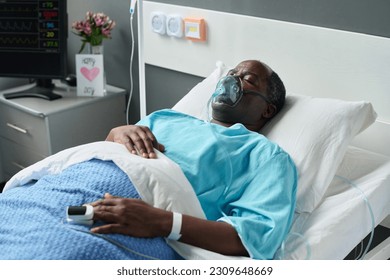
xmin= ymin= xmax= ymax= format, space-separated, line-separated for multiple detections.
xmin=90 ymin=193 xmax=171 ymax=237
xmin=106 ymin=125 xmax=165 ymax=158
xmin=90 ymin=194 xmax=248 ymax=257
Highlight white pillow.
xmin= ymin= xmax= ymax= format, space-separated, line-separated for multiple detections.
xmin=173 ymin=64 xmax=377 ymax=213
xmin=172 ymin=61 xmax=225 ymax=120
xmin=260 ymin=95 xmax=376 ymax=213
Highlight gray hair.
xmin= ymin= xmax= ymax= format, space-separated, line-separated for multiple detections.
xmin=266 ymin=71 xmax=286 ymax=114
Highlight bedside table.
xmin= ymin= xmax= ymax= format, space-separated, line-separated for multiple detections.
xmin=0 ymin=82 xmax=127 ymax=181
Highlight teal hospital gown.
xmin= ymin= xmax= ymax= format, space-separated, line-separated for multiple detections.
xmin=138 ymin=109 xmax=297 ymax=259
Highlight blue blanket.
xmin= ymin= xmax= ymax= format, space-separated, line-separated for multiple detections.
xmin=0 ymin=159 xmax=180 ymax=260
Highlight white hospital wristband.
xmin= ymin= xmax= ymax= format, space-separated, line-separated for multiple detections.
xmin=167 ymin=212 xmax=182 ymax=240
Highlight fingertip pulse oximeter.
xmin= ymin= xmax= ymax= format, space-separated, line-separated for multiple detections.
xmin=66 ymin=205 xmax=94 ymax=226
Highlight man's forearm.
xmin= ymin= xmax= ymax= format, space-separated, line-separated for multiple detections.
xmin=178 ymin=214 xmax=249 ymax=257
xmin=91 ymin=196 xmax=248 ymax=257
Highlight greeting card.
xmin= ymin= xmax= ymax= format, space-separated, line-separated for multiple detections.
xmin=76 ymin=54 xmax=105 ymax=96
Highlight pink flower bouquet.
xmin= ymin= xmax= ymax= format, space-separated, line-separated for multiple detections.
xmin=72 ymin=11 xmax=116 ymax=53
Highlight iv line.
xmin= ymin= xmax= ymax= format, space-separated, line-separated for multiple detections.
xmin=126 ymin=0 xmax=137 ymax=125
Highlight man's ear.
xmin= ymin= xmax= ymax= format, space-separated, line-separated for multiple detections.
xmin=262 ymin=104 xmax=277 ymax=119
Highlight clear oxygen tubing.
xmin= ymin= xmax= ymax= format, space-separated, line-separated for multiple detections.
xmin=269 ymin=173 xmax=375 ymax=260
xmin=206 ymin=92 xmax=234 ymax=218
xmin=206 ymin=96 xmax=312 ymax=259
xmin=275 ymin=232 xmax=311 ymax=260
xmin=206 ymin=89 xmax=312 ymax=259
xmin=126 ymin=0 xmax=137 ymax=125
xmin=334 ymin=175 xmax=375 ymax=260
xmin=207 ymin=86 xmax=376 ymax=259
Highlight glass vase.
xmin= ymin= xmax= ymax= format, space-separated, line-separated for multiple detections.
xmin=89 ymin=44 xmax=104 ymax=55
xmin=88 ymin=44 xmax=107 ymax=94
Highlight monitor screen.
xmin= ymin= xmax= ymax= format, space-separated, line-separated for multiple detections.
xmin=0 ymin=0 xmax=67 ymax=99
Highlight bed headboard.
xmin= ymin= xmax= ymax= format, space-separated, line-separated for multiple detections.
xmin=138 ymin=1 xmax=390 ymax=156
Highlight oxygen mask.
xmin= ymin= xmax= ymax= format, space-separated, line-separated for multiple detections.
xmin=212 ymin=75 xmax=243 ymax=107
xmin=212 ymin=75 xmax=272 ymax=107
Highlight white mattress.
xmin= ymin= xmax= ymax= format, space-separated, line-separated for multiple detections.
xmin=281 ymin=146 xmax=390 ymax=259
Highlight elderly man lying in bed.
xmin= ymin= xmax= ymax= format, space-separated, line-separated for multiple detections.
xmin=0 ymin=60 xmax=297 ymax=260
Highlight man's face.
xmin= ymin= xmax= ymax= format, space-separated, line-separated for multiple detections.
xmin=211 ymin=60 xmax=274 ymax=131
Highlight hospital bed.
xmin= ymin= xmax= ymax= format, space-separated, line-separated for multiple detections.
xmin=2 ymin=63 xmax=388 ymax=260
xmin=137 ymin=1 xmax=390 ymax=260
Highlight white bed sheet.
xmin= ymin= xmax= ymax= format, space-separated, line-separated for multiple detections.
xmin=282 ymin=146 xmax=390 ymax=260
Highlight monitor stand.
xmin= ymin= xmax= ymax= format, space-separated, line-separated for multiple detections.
xmin=4 ymin=79 xmax=62 ymax=101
